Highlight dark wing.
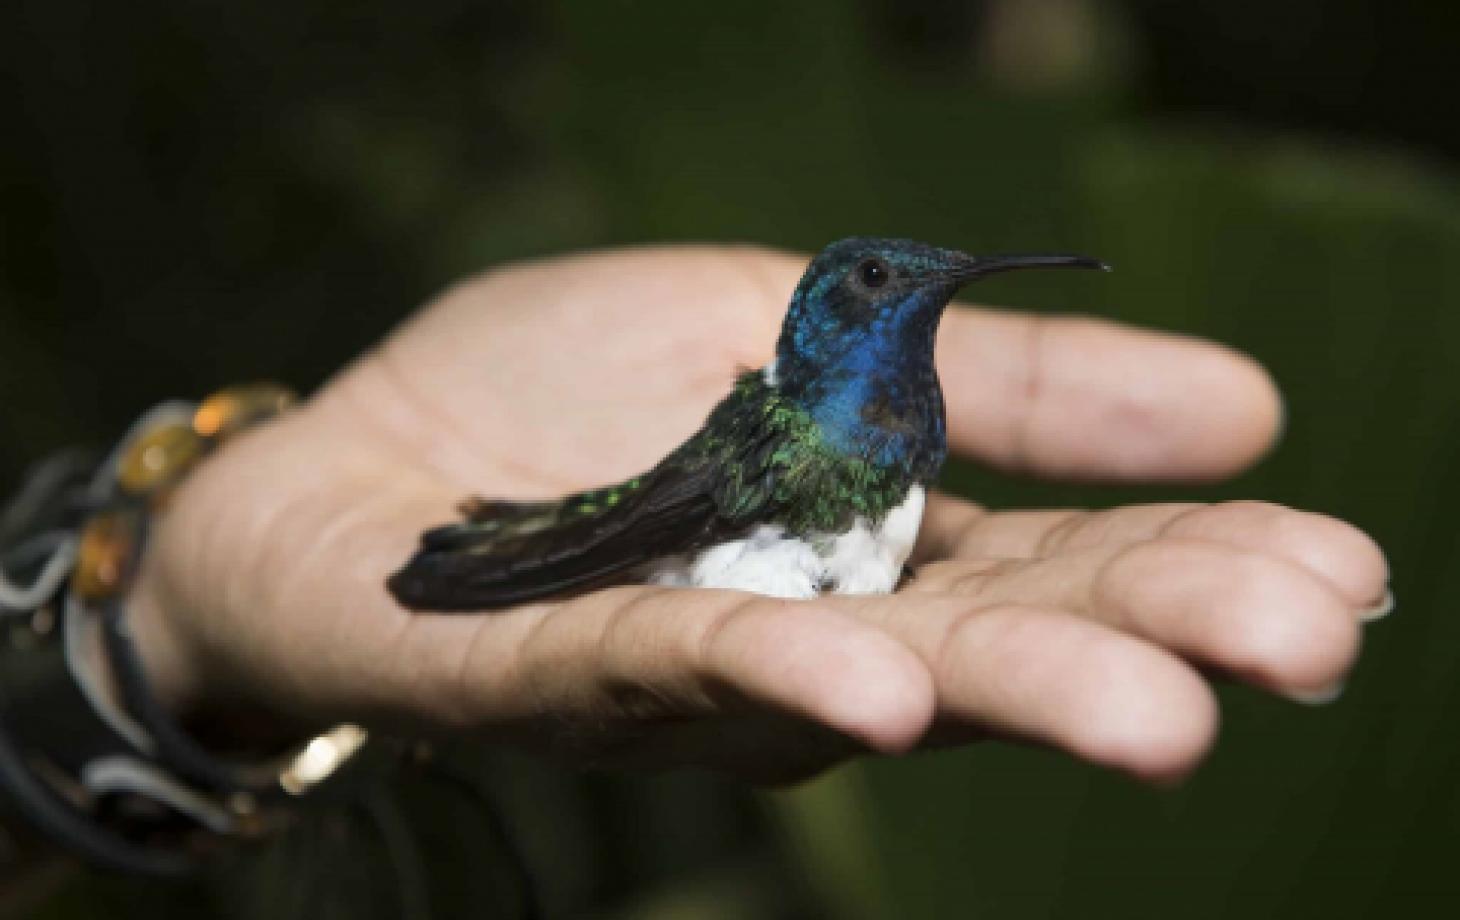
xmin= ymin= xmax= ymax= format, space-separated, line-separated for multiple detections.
xmin=387 ymin=455 xmax=735 ymax=611
xmin=387 ymin=374 xmax=789 ymax=612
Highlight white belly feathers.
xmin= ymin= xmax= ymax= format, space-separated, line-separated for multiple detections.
xmin=645 ymin=485 xmax=925 ymax=598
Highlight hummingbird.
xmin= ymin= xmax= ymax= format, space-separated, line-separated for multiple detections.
xmin=388 ymin=238 xmax=1106 ymax=612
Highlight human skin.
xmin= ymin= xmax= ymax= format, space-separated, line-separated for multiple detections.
xmin=125 ymin=245 xmax=1389 ymax=784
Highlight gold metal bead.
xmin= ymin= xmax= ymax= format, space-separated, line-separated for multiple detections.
xmin=73 ymin=511 xmax=137 ymax=600
xmin=117 ymin=422 xmax=203 ymax=494
xmin=193 ymin=383 xmax=296 ymax=440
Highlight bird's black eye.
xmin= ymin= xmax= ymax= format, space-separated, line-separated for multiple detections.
xmin=857 ymin=258 xmax=889 ymax=289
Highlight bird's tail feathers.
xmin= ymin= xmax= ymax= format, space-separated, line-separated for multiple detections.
xmin=387 ymin=472 xmax=713 ymax=612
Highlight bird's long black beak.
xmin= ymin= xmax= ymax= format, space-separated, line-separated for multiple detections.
xmin=948 ymin=252 xmax=1109 ymax=283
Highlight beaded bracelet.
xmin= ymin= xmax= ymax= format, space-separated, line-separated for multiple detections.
xmin=1 ymin=385 xmax=367 ymax=874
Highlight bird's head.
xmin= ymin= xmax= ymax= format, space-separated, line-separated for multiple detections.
xmin=773 ymin=237 xmax=1106 ymax=392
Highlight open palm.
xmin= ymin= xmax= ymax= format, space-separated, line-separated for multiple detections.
xmin=132 ymin=246 xmax=1388 ymax=783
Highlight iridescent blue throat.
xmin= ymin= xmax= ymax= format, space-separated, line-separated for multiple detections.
xmin=773 ymin=280 xmax=953 ymax=472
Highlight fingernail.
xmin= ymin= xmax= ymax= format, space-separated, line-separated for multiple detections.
xmin=1286 ymin=680 xmax=1345 ymax=706
xmin=1360 ymin=588 xmax=1394 ymax=623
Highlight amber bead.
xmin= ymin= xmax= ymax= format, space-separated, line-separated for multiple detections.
xmin=73 ymin=511 xmax=137 ymax=600
xmin=116 ymin=421 xmax=202 ymax=495
xmin=193 ymin=383 xmax=296 ymax=440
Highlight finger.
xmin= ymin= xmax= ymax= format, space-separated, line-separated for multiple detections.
xmin=836 ymin=596 xmax=1218 ymax=781
xmin=1145 ymin=502 xmax=1389 ymax=610
xmin=426 ymin=586 xmax=935 ymax=756
xmin=917 ymin=495 xmax=1389 ymax=609
xmin=913 ymin=538 xmax=1361 ymax=701
xmin=937 ymin=309 xmax=1282 ymax=482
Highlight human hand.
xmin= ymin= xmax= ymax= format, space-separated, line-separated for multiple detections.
xmin=128 ymin=246 xmax=1389 ymax=783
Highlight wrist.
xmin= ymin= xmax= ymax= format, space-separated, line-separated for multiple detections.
xmin=123 ymin=555 xmax=197 ymax=722
xmin=106 ymin=399 xmax=342 ymax=759
xmin=127 ymin=551 xmax=318 ymax=758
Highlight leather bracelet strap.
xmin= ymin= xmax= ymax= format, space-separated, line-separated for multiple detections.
xmin=1 ymin=610 xmax=193 ymax=876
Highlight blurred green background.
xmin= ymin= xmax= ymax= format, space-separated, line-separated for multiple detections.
xmin=3 ymin=0 xmax=1458 ymax=916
